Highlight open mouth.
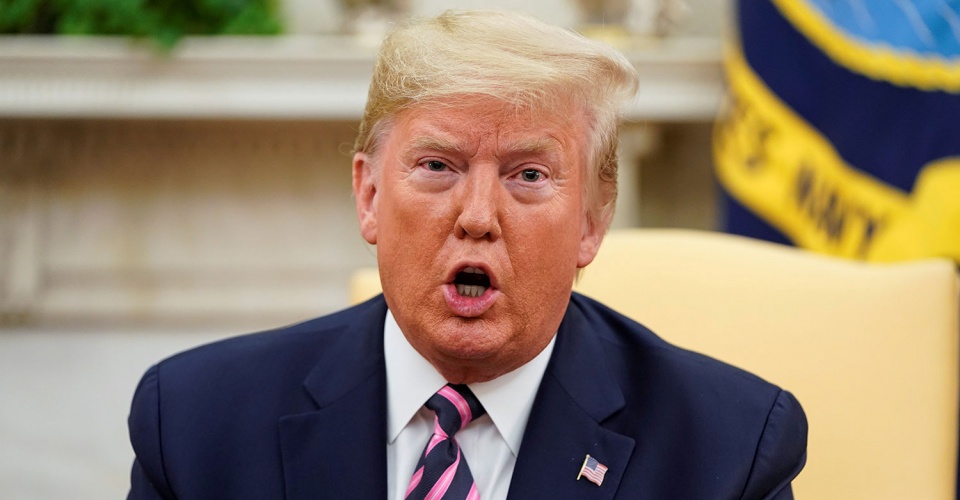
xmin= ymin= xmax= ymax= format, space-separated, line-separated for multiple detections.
xmin=453 ymin=266 xmax=491 ymax=298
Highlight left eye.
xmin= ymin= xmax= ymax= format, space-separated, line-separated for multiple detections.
xmin=520 ymin=169 xmax=542 ymax=182
xmin=425 ymin=160 xmax=447 ymax=171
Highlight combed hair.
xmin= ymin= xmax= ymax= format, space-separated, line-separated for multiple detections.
xmin=354 ymin=10 xmax=639 ymax=230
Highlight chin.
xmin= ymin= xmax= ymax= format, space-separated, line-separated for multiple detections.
xmin=435 ymin=320 xmax=509 ymax=359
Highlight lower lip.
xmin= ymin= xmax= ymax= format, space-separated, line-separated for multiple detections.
xmin=442 ymin=284 xmax=500 ymax=318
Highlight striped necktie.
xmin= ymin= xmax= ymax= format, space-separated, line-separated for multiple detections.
xmin=405 ymin=384 xmax=486 ymax=500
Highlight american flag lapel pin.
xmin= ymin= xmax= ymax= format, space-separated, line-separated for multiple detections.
xmin=577 ymin=454 xmax=608 ymax=486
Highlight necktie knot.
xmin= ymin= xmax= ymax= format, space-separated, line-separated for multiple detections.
xmin=425 ymin=384 xmax=486 ymax=437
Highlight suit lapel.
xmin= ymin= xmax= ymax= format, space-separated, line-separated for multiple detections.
xmin=278 ymin=296 xmax=389 ymax=500
xmin=508 ymin=295 xmax=636 ymax=500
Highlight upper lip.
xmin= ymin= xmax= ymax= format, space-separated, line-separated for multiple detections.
xmin=446 ymin=261 xmax=499 ymax=289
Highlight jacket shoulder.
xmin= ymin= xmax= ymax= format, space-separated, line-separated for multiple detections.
xmin=568 ymin=293 xmax=807 ymax=498
xmin=127 ymin=295 xmax=388 ymax=498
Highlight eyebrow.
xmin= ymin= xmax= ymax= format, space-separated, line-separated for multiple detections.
xmin=407 ymin=136 xmax=464 ymax=154
xmin=506 ymin=138 xmax=563 ymax=157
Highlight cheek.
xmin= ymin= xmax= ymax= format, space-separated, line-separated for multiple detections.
xmin=508 ymin=220 xmax=582 ymax=289
xmin=376 ymin=188 xmax=453 ymax=282
xmin=380 ymin=181 xmax=447 ymax=233
xmin=511 ymin=197 xmax=584 ymax=248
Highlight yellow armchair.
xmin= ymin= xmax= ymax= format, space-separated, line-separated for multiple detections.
xmin=349 ymin=267 xmax=383 ymax=306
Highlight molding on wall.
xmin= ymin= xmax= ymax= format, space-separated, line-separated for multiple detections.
xmin=0 ymin=119 xmax=375 ymax=326
xmin=0 ymin=35 xmax=723 ymax=121
xmin=0 ymin=124 xmax=42 ymax=322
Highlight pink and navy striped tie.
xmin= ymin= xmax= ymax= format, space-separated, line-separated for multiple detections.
xmin=405 ymin=384 xmax=486 ymax=500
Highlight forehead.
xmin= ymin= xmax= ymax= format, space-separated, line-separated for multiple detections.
xmin=386 ymin=97 xmax=588 ymax=158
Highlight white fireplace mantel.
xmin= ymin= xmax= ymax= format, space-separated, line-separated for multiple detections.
xmin=0 ymin=35 xmax=723 ymax=121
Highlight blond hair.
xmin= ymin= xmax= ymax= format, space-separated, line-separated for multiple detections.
xmin=354 ymin=10 xmax=638 ymax=229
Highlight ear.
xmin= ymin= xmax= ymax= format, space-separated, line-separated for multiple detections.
xmin=352 ymin=152 xmax=379 ymax=245
xmin=576 ymin=214 xmax=605 ymax=268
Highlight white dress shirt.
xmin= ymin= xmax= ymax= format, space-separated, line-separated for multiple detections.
xmin=384 ymin=309 xmax=556 ymax=500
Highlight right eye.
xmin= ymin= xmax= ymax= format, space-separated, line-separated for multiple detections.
xmin=424 ymin=160 xmax=447 ymax=172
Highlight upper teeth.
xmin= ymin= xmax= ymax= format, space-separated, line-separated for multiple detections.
xmin=463 ymin=267 xmax=485 ymax=274
xmin=456 ymin=284 xmax=486 ymax=297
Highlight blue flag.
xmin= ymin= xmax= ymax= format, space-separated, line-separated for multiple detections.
xmin=715 ymin=0 xmax=960 ymax=262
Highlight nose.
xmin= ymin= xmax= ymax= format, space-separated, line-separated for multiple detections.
xmin=454 ymin=168 xmax=502 ymax=241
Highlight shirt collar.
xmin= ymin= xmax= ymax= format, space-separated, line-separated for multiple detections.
xmin=384 ymin=308 xmax=556 ymax=456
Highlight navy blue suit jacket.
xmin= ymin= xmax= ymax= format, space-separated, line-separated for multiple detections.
xmin=128 ymin=293 xmax=807 ymax=499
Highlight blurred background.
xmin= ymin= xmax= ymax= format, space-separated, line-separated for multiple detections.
xmin=1 ymin=0 xmax=958 ymax=498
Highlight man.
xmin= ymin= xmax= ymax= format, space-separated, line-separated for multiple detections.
xmin=128 ymin=10 xmax=807 ymax=500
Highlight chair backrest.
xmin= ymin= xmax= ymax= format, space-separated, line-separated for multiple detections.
xmin=349 ymin=267 xmax=383 ymax=305
xmin=573 ymin=228 xmax=959 ymax=499
xmin=348 ymin=228 xmax=959 ymax=498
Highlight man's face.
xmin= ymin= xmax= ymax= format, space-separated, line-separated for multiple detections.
xmin=353 ymin=97 xmax=604 ymax=383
